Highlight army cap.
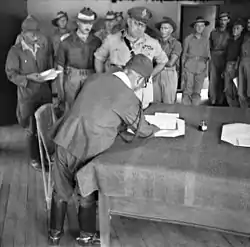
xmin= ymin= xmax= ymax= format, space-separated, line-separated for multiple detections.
xmin=21 ymin=15 xmax=40 ymax=32
xmin=77 ymin=7 xmax=97 ymax=23
xmin=218 ymin=12 xmax=230 ymax=20
xmin=125 ymin=54 xmax=153 ymax=78
xmin=127 ymin=7 xmax=152 ymax=24
xmin=105 ymin=11 xmax=116 ymax=21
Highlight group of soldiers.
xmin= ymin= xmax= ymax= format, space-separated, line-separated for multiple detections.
xmin=4 ymin=5 xmax=250 ymax=247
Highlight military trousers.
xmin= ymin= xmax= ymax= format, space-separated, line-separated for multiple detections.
xmin=153 ymin=67 xmax=178 ymax=104
xmin=208 ymin=51 xmax=226 ymax=105
xmin=224 ymin=61 xmax=239 ymax=107
xmin=238 ymin=57 xmax=250 ymax=108
xmin=64 ymin=67 xmax=94 ymax=109
xmin=182 ymin=69 xmax=206 ymax=106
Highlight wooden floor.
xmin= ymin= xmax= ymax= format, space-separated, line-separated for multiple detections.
xmin=0 ymin=125 xmax=250 ymax=247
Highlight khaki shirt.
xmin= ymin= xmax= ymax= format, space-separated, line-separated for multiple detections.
xmin=182 ymin=33 xmax=210 ymax=74
xmin=94 ymin=30 xmax=168 ymax=66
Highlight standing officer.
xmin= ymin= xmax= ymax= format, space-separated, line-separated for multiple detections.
xmin=48 ymin=54 xmax=160 ymax=246
xmin=94 ymin=6 xmax=168 ymax=109
xmin=5 ymin=15 xmax=52 ymax=170
xmin=51 ymin=11 xmax=71 ymax=97
xmin=94 ymin=11 xmax=117 ymax=41
xmin=153 ymin=17 xmax=182 ymax=104
xmin=238 ymin=17 xmax=250 ymax=108
xmin=51 ymin=11 xmax=71 ymax=63
xmin=182 ymin=16 xmax=210 ymax=106
xmin=56 ymin=7 xmax=101 ymax=110
xmin=209 ymin=12 xmax=230 ymax=106
xmin=224 ymin=18 xmax=245 ymax=107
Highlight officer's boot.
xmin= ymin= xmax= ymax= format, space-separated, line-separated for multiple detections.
xmin=48 ymin=195 xmax=67 ymax=246
xmin=76 ymin=203 xmax=100 ymax=246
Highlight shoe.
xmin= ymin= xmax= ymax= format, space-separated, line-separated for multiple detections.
xmin=30 ymin=160 xmax=49 ymax=172
xmin=48 ymin=195 xmax=67 ymax=246
xmin=76 ymin=232 xmax=100 ymax=246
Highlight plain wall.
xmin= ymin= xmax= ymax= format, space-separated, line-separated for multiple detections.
xmin=28 ymin=0 xmax=180 ymax=37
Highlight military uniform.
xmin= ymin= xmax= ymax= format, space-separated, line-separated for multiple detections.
xmin=5 ymin=16 xmax=52 ymax=165
xmin=182 ymin=17 xmax=210 ymax=106
xmin=94 ymin=7 xmax=168 ymax=109
xmin=153 ymin=17 xmax=182 ymax=104
xmin=57 ymin=8 xmax=101 ymax=109
xmin=224 ymin=19 xmax=245 ymax=107
xmin=48 ymin=54 xmax=159 ymax=246
xmin=209 ymin=26 xmax=230 ymax=105
xmin=238 ymin=33 xmax=250 ymax=108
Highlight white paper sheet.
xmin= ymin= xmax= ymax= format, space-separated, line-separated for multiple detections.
xmin=221 ymin=123 xmax=250 ymax=147
xmin=145 ymin=114 xmax=177 ymax=130
xmin=40 ymin=69 xmax=62 ymax=81
xmin=233 ymin=77 xmax=238 ymax=88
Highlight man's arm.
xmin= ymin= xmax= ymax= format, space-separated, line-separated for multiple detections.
xmin=120 ymin=100 xmax=160 ymax=138
xmin=55 ymin=42 xmax=66 ymax=101
xmin=166 ymin=40 xmax=182 ymax=67
xmin=151 ymin=40 xmax=168 ymax=78
xmin=94 ymin=36 xmax=111 ymax=73
xmin=5 ymin=48 xmax=28 ymax=87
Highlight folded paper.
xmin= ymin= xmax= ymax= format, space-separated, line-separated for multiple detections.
xmin=221 ymin=123 xmax=250 ymax=147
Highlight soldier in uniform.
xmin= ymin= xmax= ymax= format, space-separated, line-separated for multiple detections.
xmin=51 ymin=11 xmax=71 ymax=97
xmin=238 ymin=17 xmax=250 ymax=108
xmin=153 ymin=17 xmax=182 ymax=104
xmin=51 ymin=11 xmax=71 ymax=63
xmin=5 ymin=16 xmax=52 ymax=171
xmin=182 ymin=16 xmax=210 ymax=106
xmin=94 ymin=6 xmax=168 ymax=109
xmin=56 ymin=7 xmax=101 ymax=110
xmin=94 ymin=11 xmax=117 ymax=41
xmin=209 ymin=12 xmax=230 ymax=106
xmin=224 ymin=18 xmax=245 ymax=107
xmin=48 ymin=54 xmax=160 ymax=246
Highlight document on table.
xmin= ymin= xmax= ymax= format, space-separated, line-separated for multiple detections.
xmin=221 ymin=123 xmax=250 ymax=147
xmin=128 ymin=112 xmax=185 ymax=138
xmin=40 ymin=69 xmax=62 ymax=81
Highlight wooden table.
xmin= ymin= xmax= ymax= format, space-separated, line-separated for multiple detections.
xmin=77 ymin=104 xmax=250 ymax=247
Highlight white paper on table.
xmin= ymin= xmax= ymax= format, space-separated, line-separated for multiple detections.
xmin=233 ymin=77 xmax=238 ymax=88
xmin=145 ymin=114 xmax=178 ymax=130
xmin=40 ymin=69 xmax=62 ymax=81
xmin=154 ymin=112 xmax=180 ymax=118
xmin=127 ymin=118 xmax=185 ymax=138
xmin=221 ymin=123 xmax=250 ymax=147
xmin=154 ymin=119 xmax=185 ymax=137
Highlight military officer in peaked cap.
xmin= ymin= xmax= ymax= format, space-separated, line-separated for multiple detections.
xmin=56 ymin=7 xmax=101 ymax=111
xmin=94 ymin=6 xmax=168 ymax=109
xmin=48 ymin=54 xmax=160 ymax=246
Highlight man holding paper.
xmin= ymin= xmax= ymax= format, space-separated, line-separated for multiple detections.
xmin=48 ymin=54 xmax=159 ymax=246
xmin=5 ymin=15 xmax=53 ymax=171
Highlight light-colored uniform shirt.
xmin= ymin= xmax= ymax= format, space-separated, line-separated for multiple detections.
xmin=94 ymin=30 xmax=168 ymax=108
xmin=94 ymin=30 xmax=168 ymax=67
xmin=182 ymin=33 xmax=210 ymax=74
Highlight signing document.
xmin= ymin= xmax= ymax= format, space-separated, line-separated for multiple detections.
xmin=129 ymin=112 xmax=185 ymax=137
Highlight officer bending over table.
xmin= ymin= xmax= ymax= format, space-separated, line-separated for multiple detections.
xmin=48 ymin=54 xmax=160 ymax=246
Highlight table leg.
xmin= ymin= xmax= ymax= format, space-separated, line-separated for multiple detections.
xmin=99 ymin=192 xmax=111 ymax=247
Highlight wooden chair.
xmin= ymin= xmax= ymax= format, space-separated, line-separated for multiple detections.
xmin=35 ymin=103 xmax=57 ymax=211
